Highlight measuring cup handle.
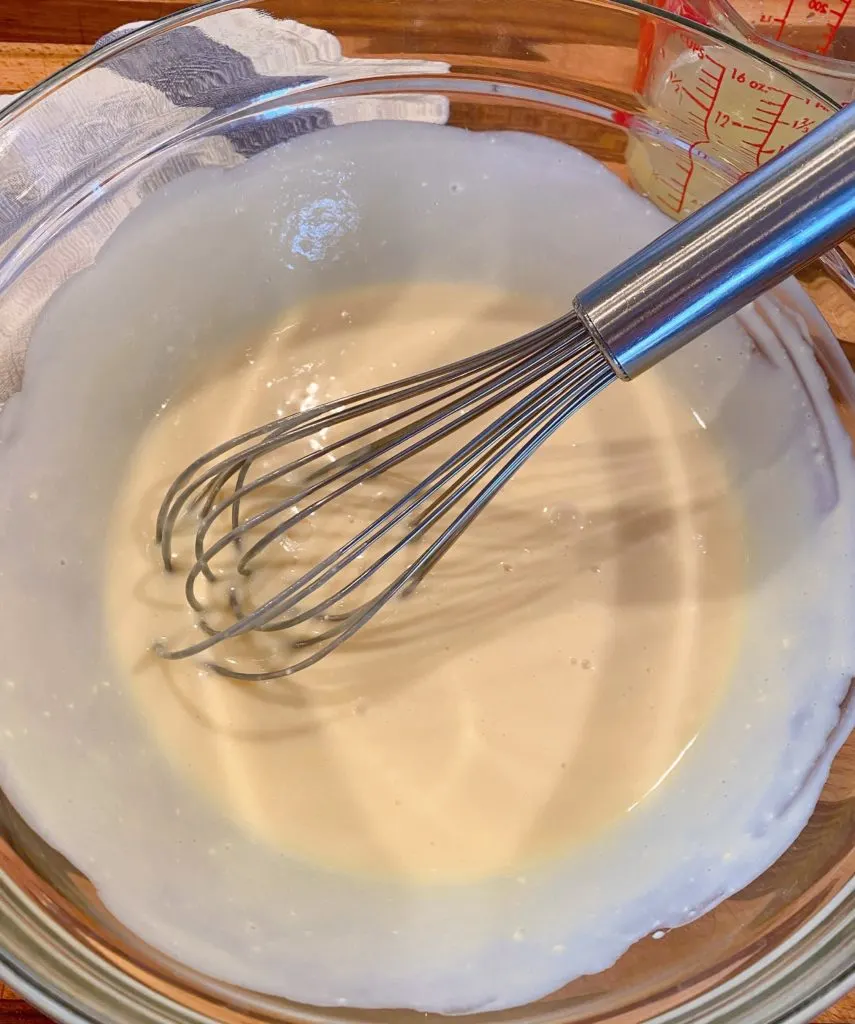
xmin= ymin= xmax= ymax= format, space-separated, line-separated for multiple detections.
xmin=575 ymin=102 xmax=855 ymax=379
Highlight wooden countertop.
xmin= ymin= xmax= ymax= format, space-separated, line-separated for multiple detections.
xmin=0 ymin=2 xmax=852 ymax=1022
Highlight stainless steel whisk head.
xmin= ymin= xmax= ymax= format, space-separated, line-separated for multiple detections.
xmin=154 ymin=313 xmax=615 ymax=681
xmin=156 ymin=98 xmax=855 ymax=680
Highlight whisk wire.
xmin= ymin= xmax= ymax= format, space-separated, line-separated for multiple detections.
xmin=155 ymin=314 xmax=616 ymax=680
xmin=180 ymin=331 xmax=590 ymax=636
xmin=207 ymin=350 xmax=615 ymax=682
xmin=172 ymin=349 xmax=582 ymax=650
xmin=155 ymin=313 xmax=574 ymax=565
xmin=203 ymin=324 xmax=585 ymax=581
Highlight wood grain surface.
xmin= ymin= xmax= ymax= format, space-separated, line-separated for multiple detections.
xmin=0 ymin=2 xmax=852 ymax=1022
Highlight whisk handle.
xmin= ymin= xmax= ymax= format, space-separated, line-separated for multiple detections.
xmin=575 ymin=101 xmax=855 ymax=379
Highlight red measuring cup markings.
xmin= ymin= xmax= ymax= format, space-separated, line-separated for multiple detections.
xmin=764 ymin=0 xmax=853 ymax=54
xmin=632 ymin=1 xmax=835 ymax=217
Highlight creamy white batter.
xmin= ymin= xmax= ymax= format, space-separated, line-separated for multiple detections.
xmin=0 ymin=121 xmax=854 ymax=1013
xmin=105 ymin=281 xmax=743 ymax=882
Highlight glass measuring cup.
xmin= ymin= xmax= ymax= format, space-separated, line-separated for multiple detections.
xmin=629 ymin=38 xmax=833 ymax=215
xmin=629 ymin=0 xmax=846 ymax=218
xmin=741 ymin=0 xmax=855 ymax=58
xmin=686 ymin=0 xmax=855 ymax=68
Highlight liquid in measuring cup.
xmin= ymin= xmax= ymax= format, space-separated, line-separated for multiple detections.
xmin=629 ymin=0 xmax=841 ymax=216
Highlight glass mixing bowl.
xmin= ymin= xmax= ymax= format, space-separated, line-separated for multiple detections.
xmin=0 ymin=1 xmax=854 ymax=1022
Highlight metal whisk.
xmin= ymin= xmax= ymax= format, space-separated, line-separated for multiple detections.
xmin=156 ymin=102 xmax=855 ymax=681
